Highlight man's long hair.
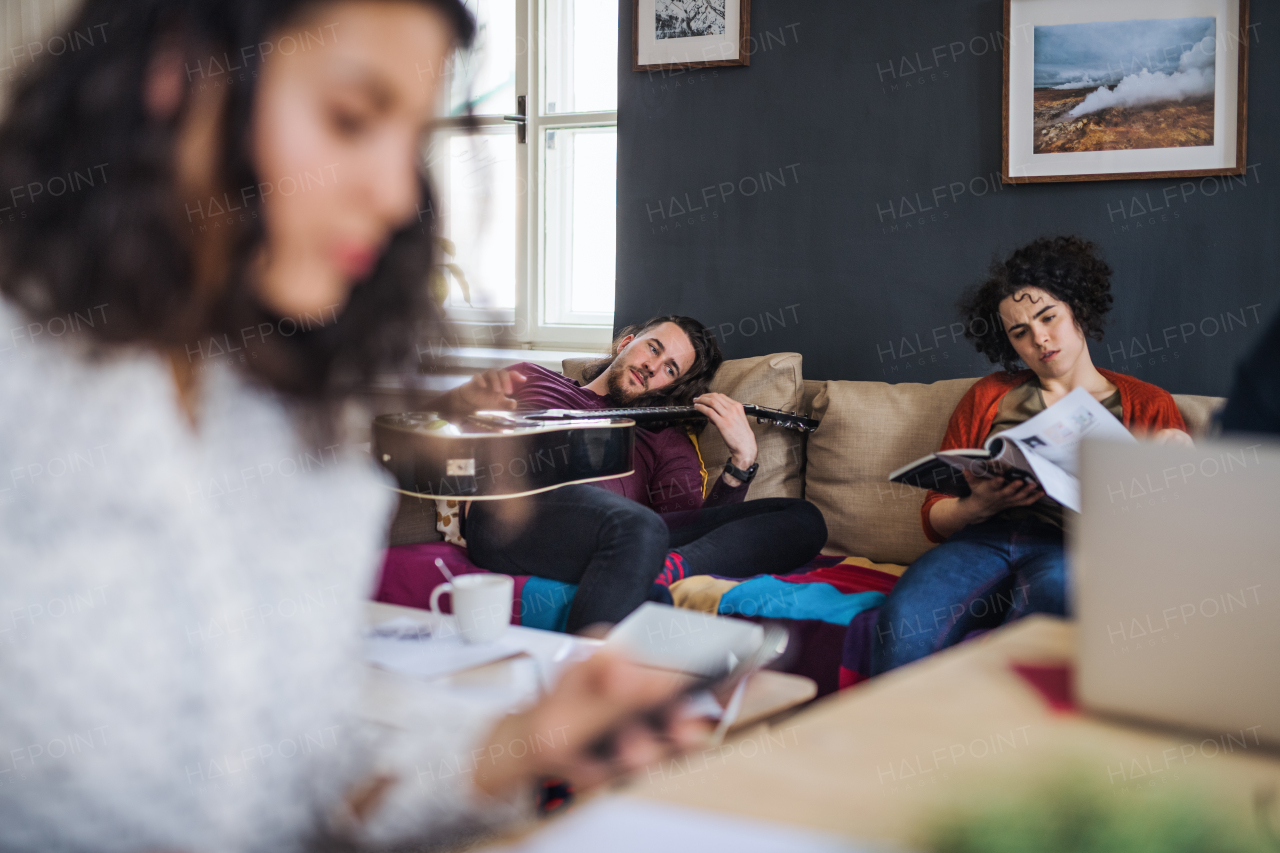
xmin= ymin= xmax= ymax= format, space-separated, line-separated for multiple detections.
xmin=582 ymin=315 xmax=723 ymax=408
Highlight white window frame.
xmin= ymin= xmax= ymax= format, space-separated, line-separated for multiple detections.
xmin=436 ymin=0 xmax=617 ymax=351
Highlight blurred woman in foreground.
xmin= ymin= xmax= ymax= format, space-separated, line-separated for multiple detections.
xmin=0 ymin=2 xmax=702 ymax=850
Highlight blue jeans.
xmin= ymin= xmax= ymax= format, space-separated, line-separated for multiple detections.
xmin=870 ymin=518 xmax=1067 ymax=674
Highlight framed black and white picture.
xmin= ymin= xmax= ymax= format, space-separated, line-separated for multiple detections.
xmin=633 ymin=0 xmax=750 ymax=70
xmin=1003 ymin=0 xmax=1250 ymax=183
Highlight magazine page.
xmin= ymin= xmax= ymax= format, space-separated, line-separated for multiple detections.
xmin=935 ymin=444 xmax=1029 ymax=479
xmin=989 ymin=386 xmax=1134 ymax=477
xmin=989 ymin=436 xmax=1032 ymax=471
xmin=897 ymin=387 xmax=1133 ymax=509
xmin=938 ymin=436 xmax=1081 ymax=508
xmin=895 ymin=450 xmax=986 ymax=496
xmin=1002 ymin=435 xmax=1082 ymax=512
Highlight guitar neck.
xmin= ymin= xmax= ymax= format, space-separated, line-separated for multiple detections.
xmin=588 ymin=405 xmax=702 ymax=420
xmin=543 ymin=404 xmax=779 ymax=421
xmin=527 ymin=404 xmax=818 ymax=433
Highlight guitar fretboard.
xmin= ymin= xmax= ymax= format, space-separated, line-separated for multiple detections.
xmin=526 ymin=405 xmax=818 ymax=433
xmin=542 ymin=406 xmax=704 ymax=420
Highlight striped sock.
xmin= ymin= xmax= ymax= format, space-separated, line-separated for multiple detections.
xmin=654 ymin=551 xmax=688 ymax=587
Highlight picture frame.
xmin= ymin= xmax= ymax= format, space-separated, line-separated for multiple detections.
xmin=633 ymin=0 xmax=751 ymax=71
xmin=1002 ymin=0 xmax=1249 ymax=184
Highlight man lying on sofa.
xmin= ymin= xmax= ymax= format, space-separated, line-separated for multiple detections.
xmin=433 ymin=314 xmax=828 ymax=633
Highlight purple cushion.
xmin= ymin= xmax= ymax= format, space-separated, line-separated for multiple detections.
xmin=374 ymin=542 xmax=485 ymax=609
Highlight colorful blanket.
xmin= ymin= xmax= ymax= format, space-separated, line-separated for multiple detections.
xmin=374 ymin=543 xmax=902 ymax=696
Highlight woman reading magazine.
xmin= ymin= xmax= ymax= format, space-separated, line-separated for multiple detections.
xmin=871 ymin=236 xmax=1192 ymax=674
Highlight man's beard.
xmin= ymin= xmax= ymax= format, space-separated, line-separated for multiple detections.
xmin=604 ymin=359 xmax=645 ymax=405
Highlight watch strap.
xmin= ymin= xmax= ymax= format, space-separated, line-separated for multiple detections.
xmin=723 ymin=458 xmax=759 ymax=484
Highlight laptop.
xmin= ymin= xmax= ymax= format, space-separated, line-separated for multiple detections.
xmin=1072 ymin=437 xmax=1280 ymax=747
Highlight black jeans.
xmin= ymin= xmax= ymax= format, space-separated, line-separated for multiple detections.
xmin=465 ymin=485 xmax=828 ymax=632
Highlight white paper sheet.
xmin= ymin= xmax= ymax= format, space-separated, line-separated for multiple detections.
xmin=488 ymin=796 xmax=869 ymax=853
xmin=365 ymin=633 xmax=521 ymax=680
xmin=366 ymin=616 xmax=737 ymax=721
xmin=606 ymin=602 xmax=764 ymax=677
xmin=365 ymin=618 xmax=581 ymax=682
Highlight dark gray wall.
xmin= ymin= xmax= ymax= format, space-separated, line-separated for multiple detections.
xmin=616 ymin=0 xmax=1277 ymax=396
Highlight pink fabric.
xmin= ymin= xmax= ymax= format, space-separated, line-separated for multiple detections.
xmin=778 ymin=564 xmax=899 ymax=596
xmin=654 ymin=551 xmax=687 ymax=587
xmin=837 ymin=666 xmax=866 ymax=690
xmin=1011 ymin=662 xmax=1077 ymax=712
xmin=373 ymin=542 xmax=527 ymax=625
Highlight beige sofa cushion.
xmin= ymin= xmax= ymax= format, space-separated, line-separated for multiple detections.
xmin=561 ymin=357 xmax=598 ymax=383
xmin=800 ymin=379 xmax=824 ymax=419
xmin=386 ymin=494 xmax=443 ymax=546
xmin=562 ymin=353 xmax=806 ymax=500
xmin=696 ymin=353 xmax=806 ymax=499
xmin=806 ymin=377 xmax=982 ymax=566
xmin=1172 ymin=394 xmax=1224 ymax=438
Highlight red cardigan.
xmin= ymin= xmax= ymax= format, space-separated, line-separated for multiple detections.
xmin=920 ymin=369 xmax=1188 ymax=543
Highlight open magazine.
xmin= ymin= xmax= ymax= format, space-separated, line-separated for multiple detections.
xmin=888 ymin=386 xmax=1135 ymax=512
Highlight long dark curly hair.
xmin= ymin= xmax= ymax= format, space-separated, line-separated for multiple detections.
xmin=0 ymin=0 xmax=474 ymax=405
xmin=959 ymin=235 xmax=1115 ymax=373
xmin=581 ymin=315 xmax=725 ymax=409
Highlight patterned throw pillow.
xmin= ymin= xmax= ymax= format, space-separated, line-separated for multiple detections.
xmin=435 ymin=499 xmax=466 ymax=547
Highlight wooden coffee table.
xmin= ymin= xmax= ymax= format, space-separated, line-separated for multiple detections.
xmin=622 ymin=615 xmax=1280 ymax=845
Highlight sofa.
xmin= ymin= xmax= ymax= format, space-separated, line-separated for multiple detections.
xmin=561 ymin=353 xmax=1224 ymax=566
xmin=390 ymin=352 xmax=1224 ymax=561
xmin=377 ymin=353 xmax=1225 ymax=691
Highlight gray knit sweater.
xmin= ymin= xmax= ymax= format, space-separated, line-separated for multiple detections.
xmin=0 ymin=299 xmax=524 ymax=852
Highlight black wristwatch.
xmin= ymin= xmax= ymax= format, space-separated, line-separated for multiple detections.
xmin=723 ymin=458 xmax=759 ymax=485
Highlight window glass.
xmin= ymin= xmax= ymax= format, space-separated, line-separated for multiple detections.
xmin=427 ymin=129 xmax=519 ymax=310
xmin=543 ymin=126 xmax=617 ymax=321
xmin=451 ymin=0 xmax=518 ymax=116
xmin=544 ymin=0 xmax=618 ymax=114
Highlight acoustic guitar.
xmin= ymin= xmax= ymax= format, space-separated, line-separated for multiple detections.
xmin=373 ymin=405 xmax=818 ymax=501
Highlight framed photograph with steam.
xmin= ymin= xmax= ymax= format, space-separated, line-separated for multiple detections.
xmin=633 ymin=0 xmax=751 ymax=70
xmin=1003 ymin=0 xmax=1250 ymax=183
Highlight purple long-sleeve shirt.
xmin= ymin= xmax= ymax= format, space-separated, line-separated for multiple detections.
xmin=511 ymin=363 xmax=746 ymax=513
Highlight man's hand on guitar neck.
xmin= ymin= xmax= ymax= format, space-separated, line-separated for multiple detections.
xmin=438 ymin=368 xmax=528 ymax=414
xmin=692 ymin=393 xmax=758 ymax=487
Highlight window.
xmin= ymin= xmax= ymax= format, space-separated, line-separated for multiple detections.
xmin=428 ymin=0 xmax=618 ymax=350
xmin=0 ymin=1 xmax=83 ymax=115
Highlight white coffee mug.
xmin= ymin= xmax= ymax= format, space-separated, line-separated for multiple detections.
xmin=429 ymin=574 xmax=514 ymax=643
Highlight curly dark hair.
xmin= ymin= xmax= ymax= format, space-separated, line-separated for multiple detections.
xmin=0 ymin=0 xmax=474 ymax=406
xmin=581 ymin=315 xmax=724 ymax=409
xmin=959 ymin=235 xmax=1115 ymax=373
